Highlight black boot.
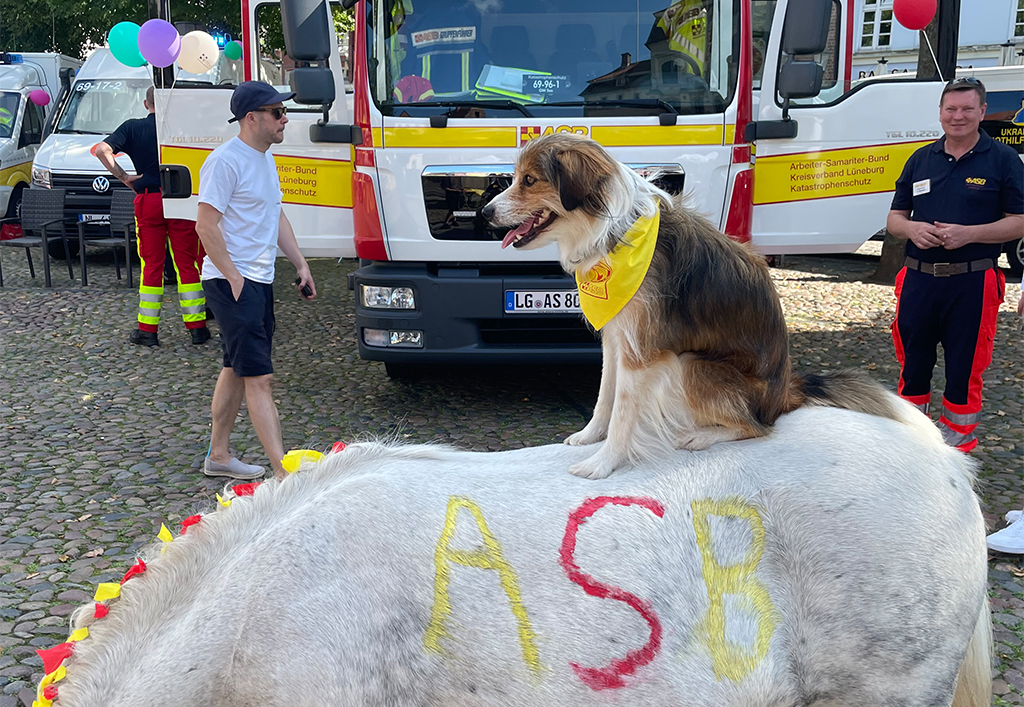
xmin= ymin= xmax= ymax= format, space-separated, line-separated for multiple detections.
xmin=129 ymin=329 xmax=159 ymax=347
xmin=190 ymin=326 xmax=211 ymax=345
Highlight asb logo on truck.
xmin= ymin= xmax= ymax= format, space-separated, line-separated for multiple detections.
xmin=520 ymin=125 xmax=589 ymax=145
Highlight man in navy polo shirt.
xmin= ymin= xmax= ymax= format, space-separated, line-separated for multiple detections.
xmin=887 ymin=77 xmax=1024 ymax=453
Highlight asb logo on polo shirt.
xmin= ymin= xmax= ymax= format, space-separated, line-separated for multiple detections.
xmin=965 ymin=177 xmax=987 ymax=187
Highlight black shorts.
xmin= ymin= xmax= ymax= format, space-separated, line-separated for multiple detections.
xmin=203 ymin=278 xmax=275 ymax=377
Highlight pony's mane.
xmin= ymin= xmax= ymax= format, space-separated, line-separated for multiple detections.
xmin=52 ymin=439 xmax=454 ymax=703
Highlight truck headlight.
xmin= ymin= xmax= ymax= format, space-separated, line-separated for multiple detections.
xmin=363 ymin=328 xmax=423 ymax=348
xmin=361 ymin=285 xmax=415 ymax=309
xmin=32 ymin=166 xmax=51 ymax=189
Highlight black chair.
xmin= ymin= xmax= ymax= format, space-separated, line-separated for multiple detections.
xmin=79 ymin=189 xmax=136 ymax=287
xmin=0 ymin=188 xmax=74 ymax=288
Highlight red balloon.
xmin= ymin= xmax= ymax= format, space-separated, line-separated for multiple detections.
xmin=893 ymin=0 xmax=936 ymax=31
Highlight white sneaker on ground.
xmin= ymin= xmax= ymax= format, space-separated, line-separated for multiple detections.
xmin=1007 ymin=510 xmax=1023 ymax=524
xmin=203 ymin=457 xmax=266 ymax=480
xmin=987 ymin=513 xmax=1024 ymax=554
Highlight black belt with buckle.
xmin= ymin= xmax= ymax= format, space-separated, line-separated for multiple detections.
xmin=138 ymin=186 xmax=162 ymax=194
xmin=905 ymin=257 xmax=996 ymax=277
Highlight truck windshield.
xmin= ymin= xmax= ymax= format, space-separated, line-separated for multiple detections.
xmin=0 ymin=92 xmax=19 ymax=139
xmin=368 ymin=0 xmax=740 ymax=117
xmin=55 ymin=79 xmax=151 ymax=134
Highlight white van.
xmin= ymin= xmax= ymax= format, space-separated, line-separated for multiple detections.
xmin=31 ymin=47 xmax=241 ymax=249
xmin=0 ymin=52 xmax=81 ymax=222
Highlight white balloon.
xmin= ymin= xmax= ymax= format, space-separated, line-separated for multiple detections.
xmin=178 ymin=31 xmax=220 ymax=74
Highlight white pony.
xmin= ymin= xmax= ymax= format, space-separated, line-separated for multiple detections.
xmin=45 ymin=406 xmax=989 ymax=707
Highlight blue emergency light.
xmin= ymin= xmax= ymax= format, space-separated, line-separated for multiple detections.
xmin=0 ymin=53 xmax=24 ymax=64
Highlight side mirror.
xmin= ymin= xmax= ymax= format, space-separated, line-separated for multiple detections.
xmin=782 ymin=0 xmax=832 ymax=55
xmin=281 ymin=0 xmax=332 ymax=61
xmin=290 ymin=67 xmax=336 ymax=105
xmin=778 ymin=60 xmax=824 ymax=100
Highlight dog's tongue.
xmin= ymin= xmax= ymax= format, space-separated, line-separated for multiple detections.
xmin=501 ymin=214 xmax=538 ymax=249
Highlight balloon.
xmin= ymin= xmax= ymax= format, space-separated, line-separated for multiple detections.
xmin=893 ymin=0 xmax=936 ymax=31
xmin=137 ymin=19 xmax=180 ymax=68
xmin=178 ymin=31 xmax=220 ymax=73
xmin=29 ymin=90 xmax=50 ymax=107
xmin=224 ymin=40 xmax=243 ymax=61
xmin=108 ymin=21 xmax=146 ymax=67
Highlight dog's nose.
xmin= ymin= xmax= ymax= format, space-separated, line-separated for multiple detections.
xmin=481 ymin=203 xmax=496 ymax=222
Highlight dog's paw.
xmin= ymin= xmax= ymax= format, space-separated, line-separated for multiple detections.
xmin=678 ymin=432 xmax=713 ymax=451
xmin=568 ymin=449 xmax=626 ymax=480
xmin=565 ymin=425 xmax=606 ymax=446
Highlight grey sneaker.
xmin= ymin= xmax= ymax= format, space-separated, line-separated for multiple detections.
xmin=203 ymin=457 xmax=266 ymax=480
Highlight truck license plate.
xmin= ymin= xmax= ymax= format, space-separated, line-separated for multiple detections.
xmin=504 ymin=290 xmax=581 ymax=314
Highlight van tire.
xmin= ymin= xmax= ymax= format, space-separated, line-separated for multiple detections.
xmin=1004 ymin=238 xmax=1023 ymax=278
xmin=48 ymin=237 xmax=79 ymax=260
xmin=4 ymin=183 xmax=24 ymax=220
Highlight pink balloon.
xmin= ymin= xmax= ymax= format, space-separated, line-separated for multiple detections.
xmin=893 ymin=0 xmax=936 ymax=31
xmin=138 ymin=19 xmax=181 ymax=68
xmin=29 ymin=90 xmax=50 ymax=106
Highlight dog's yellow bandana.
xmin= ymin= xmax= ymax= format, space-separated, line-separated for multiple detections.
xmin=575 ymin=208 xmax=660 ymax=331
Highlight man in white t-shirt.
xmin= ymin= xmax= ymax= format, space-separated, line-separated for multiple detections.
xmin=196 ymin=81 xmax=317 ymax=481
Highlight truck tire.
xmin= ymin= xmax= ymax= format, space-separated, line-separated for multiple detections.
xmin=1005 ymin=238 xmax=1023 ymax=279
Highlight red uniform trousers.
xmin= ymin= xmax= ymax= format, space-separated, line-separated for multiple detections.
xmin=891 ymin=266 xmax=1005 ymax=452
xmin=134 ymin=191 xmax=206 ymax=333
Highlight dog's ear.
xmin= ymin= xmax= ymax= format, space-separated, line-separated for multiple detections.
xmin=550 ymin=145 xmax=613 ymax=215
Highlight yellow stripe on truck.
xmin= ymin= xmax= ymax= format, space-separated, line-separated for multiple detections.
xmin=591 ymin=124 xmax=724 ymax=147
xmin=753 ymin=140 xmax=931 ymax=206
xmin=159 ymin=145 xmax=353 ymax=209
xmin=380 ymin=124 xmax=727 ymax=149
xmin=383 ymin=127 xmax=518 ymax=148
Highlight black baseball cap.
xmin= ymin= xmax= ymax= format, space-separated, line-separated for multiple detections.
xmin=228 ymin=81 xmax=295 ymax=124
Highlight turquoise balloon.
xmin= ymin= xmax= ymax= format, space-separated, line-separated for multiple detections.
xmin=109 ymin=22 xmax=146 ymax=67
xmin=224 ymin=41 xmax=242 ymax=61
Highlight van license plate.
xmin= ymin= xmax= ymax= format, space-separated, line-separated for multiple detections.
xmin=504 ymin=290 xmax=581 ymax=314
xmin=79 ymin=214 xmax=109 ymax=223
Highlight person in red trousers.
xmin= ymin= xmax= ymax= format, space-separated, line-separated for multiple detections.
xmin=95 ymin=86 xmax=210 ymax=347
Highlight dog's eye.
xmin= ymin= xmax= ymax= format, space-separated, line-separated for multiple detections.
xmin=521 ymin=175 xmax=535 ymax=187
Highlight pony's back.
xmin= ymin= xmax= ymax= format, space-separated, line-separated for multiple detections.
xmin=52 ymin=406 xmax=988 ymax=707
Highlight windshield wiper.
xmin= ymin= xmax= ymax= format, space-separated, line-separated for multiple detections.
xmin=393 ymin=100 xmax=534 ymax=118
xmin=58 ymin=129 xmax=104 ymax=135
xmin=544 ymin=99 xmax=678 ymax=114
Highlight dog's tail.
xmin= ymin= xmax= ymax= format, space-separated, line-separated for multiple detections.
xmin=794 ymin=369 xmax=941 ymax=443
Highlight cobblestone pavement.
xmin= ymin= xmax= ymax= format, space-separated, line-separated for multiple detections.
xmin=0 ymin=246 xmax=1021 ymax=706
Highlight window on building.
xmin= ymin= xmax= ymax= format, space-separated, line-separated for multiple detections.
xmin=860 ymin=0 xmax=892 ymax=48
xmin=1016 ymin=0 xmax=1023 ymax=37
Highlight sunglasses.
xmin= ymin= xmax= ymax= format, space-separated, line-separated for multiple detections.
xmin=945 ymin=76 xmax=981 ymax=88
xmin=253 ymin=106 xmax=288 ymax=120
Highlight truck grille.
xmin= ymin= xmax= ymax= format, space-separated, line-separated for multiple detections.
xmin=422 ymin=167 xmax=513 ymax=242
xmin=478 ymin=317 xmax=598 ymax=346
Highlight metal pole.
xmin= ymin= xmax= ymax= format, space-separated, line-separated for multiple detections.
xmin=148 ymin=0 xmax=175 ymax=88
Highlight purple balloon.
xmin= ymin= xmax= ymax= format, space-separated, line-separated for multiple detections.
xmin=137 ymin=19 xmax=181 ymax=68
xmin=29 ymin=90 xmax=50 ymax=106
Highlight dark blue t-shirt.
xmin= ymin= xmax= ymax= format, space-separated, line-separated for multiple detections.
xmin=103 ymin=113 xmax=161 ymax=194
xmin=890 ymin=130 xmax=1023 ymax=263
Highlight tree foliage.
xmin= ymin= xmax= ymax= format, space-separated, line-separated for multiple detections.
xmin=0 ymin=0 xmax=242 ymax=59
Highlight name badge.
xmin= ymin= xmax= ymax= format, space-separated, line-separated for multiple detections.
xmin=913 ymin=179 xmax=931 ymax=196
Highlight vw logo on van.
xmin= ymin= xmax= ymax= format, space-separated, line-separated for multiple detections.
xmin=92 ymin=176 xmax=110 ymax=193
